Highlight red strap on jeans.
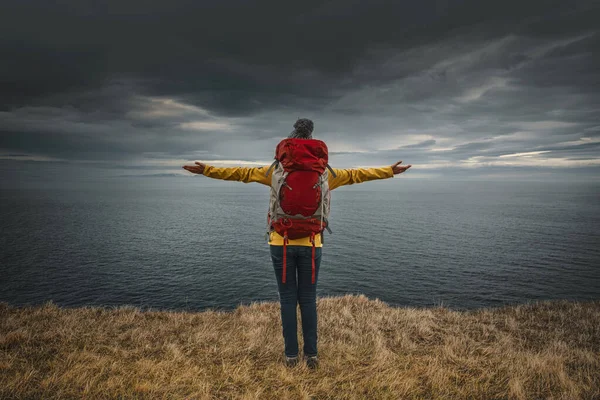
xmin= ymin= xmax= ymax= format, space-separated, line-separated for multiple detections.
xmin=310 ymin=232 xmax=316 ymax=284
xmin=282 ymin=231 xmax=288 ymax=284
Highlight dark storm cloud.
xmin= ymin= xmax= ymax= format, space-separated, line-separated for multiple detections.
xmin=1 ymin=0 xmax=599 ymax=177
xmin=2 ymin=0 xmax=597 ymax=111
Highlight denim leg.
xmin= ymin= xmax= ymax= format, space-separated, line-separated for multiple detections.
xmin=297 ymin=246 xmax=321 ymax=357
xmin=270 ymin=245 xmax=298 ymax=357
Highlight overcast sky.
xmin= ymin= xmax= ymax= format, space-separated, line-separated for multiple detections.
xmin=1 ymin=0 xmax=599 ymax=181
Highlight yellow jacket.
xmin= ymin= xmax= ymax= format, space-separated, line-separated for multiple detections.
xmin=202 ymin=165 xmax=394 ymax=247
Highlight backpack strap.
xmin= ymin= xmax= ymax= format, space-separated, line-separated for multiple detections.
xmin=265 ymin=160 xmax=279 ymax=177
xmin=282 ymin=231 xmax=288 ymax=284
xmin=324 ymin=218 xmax=333 ymax=234
xmin=326 ymin=164 xmax=337 ymax=178
xmin=310 ymin=232 xmax=316 ymax=284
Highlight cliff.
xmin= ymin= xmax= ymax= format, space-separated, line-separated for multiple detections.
xmin=1 ymin=295 xmax=599 ymax=399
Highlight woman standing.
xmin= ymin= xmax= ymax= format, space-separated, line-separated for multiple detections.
xmin=183 ymin=118 xmax=411 ymax=368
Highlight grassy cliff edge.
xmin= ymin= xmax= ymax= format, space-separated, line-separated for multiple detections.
xmin=1 ymin=295 xmax=599 ymax=399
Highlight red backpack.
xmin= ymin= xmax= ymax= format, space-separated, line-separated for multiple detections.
xmin=265 ymin=138 xmax=336 ymax=284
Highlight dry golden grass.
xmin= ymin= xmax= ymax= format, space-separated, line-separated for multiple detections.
xmin=1 ymin=295 xmax=599 ymax=399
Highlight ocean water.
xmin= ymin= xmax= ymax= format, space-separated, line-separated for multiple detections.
xmin=1 ymin=177 xmax=599 ymax=311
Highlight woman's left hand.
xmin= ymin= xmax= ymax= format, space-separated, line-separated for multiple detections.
xmin=182 ymin=162 xmax=206 ymax=174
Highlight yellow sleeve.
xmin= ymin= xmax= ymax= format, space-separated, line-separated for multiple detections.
xmin=202 ymin=165 xmax=272 ymax=186
xmin=328 ymin=167 xmax=394 ymax=190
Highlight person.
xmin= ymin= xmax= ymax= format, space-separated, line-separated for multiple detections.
xmin=183 ymin=118 xmax=411 ymax=369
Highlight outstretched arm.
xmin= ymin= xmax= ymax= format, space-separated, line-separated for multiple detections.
xmin=183 ymin=162 xmax=271 ymax=186
xmin=329 ymin=160 xmax=411 ymax=190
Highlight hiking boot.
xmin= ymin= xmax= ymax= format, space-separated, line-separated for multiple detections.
xmin=284 ymin=356 xmax=299 ymax=367
xmin=305 ymin=355 xmax=319 ymax=369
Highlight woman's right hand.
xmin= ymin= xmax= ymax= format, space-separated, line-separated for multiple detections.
xmin=391 ymin=161 xmax=411 ymax=174
xmin=182 ymin=161 xmax=206 ymax=175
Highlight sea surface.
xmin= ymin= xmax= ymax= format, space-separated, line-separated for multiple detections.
xmin=1 ymin=177 xmax=599 ymax=311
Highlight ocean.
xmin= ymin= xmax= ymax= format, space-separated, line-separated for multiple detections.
xmin=1 ymin=176 xmax=599 ymax=311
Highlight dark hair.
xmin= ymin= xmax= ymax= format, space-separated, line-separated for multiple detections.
xmin=289 ymin=118 xmax=314 ymax=138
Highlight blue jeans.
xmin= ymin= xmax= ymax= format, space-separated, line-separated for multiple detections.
xmin=270 ymin=245 xmax=322 ymax=358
